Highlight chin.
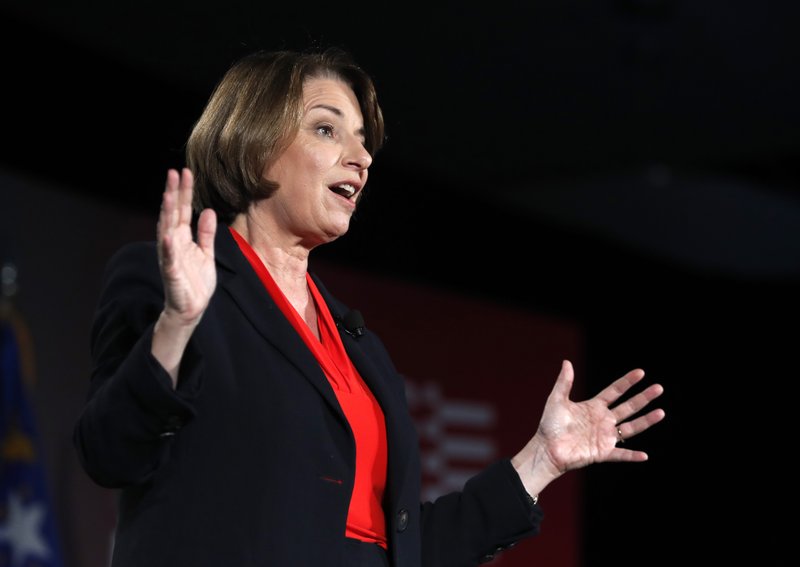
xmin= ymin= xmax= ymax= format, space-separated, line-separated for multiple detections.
xmin=330 ymin=215 xmax=353 ymax=236
xmin=319 ymin=223 xmax=350 ymax=243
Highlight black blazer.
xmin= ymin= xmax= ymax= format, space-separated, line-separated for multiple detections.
xmin=74 ymin=226 xmax=540 ymax=567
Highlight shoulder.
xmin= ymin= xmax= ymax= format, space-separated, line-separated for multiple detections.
xmin=102 ymin=241 xmax=158 ymax=278
xmin=107 ymin=240 xmax=157 ymax=267
xmin=97 ymin=241 xmax=161 ymax=301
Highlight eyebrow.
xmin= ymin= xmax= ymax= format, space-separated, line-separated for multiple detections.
xmin=309 ymin=103 xmax=366 ymax=139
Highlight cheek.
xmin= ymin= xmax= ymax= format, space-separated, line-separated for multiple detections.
xmin=294 ymin=136 xmax=337 ymax=171
xmin=276 ymin=139 xmax=338 ymax=192
xmin=307 ymin=147 xmax=337 ymax=173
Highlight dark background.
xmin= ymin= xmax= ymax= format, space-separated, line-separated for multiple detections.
xmin=2 ymin=1 xmax=798 ymax=565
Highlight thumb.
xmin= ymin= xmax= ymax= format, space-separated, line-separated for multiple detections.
xmin=550 ymin=359 xmax=575 ymax=402
xmin=196 ymin=209 xmax=217 ymax=255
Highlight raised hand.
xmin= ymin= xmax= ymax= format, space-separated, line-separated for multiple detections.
xmin=539 ymin=360 xmax=665 ymax=472
xmin=156 ymin=168 xmax=217 ymax=325
xmin=512 ymin=360 xmax=665 ymax=493
xmin=152 ymin=168 xmax=217 ymax=385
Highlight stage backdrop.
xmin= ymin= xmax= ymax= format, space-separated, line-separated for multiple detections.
xmin=313 ymin=262 xmax=585 ymax=566
xmin=1 ymin=167 xmax=584 ymax=567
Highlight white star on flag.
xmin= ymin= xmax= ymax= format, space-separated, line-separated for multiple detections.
xmin=0 ymin=490 xmax=52 ymax=567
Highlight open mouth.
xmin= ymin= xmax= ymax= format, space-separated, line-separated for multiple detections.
xmin=329 ymin=183 xmax=356 ymax=199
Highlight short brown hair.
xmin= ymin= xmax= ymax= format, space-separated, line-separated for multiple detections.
xmin=186 ymin=48 xmax=385 ymax=224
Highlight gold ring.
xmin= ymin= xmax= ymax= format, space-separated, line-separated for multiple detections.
xmin=617 ymin=428 xmax=625 ymax=443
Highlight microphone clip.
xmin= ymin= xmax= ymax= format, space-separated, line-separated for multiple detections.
xmin=340 ymin=309 xmax=366 ymax=339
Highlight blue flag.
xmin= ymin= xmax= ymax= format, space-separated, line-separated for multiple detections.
xmin=0 ymin=319 xmax=64 ymax=567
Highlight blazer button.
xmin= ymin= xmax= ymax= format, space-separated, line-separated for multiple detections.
xmin=159 ymin=415 xmax=183 ymax=438
xmin=396 ymin=509 xmax=409 ymax=532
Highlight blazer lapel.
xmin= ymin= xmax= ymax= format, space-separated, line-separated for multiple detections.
xmin=311 ymin=273 xmax=418 ymax=501
xmin=342 ymin=335 xmax=417 ymax=502
xmin=213 ymin=227 xmax=346 ymax=422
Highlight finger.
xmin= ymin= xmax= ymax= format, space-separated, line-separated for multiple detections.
xmin=177 ymin=168 xmax=194 ymax=227
xmin=196 ymin=208 xmax=217 ymax=255
xmin=158 ymin=169 xmax=180 ymax=243
xmin=609 ymin=447 xmax=651 ymax=463
xmin=617 ymin=407 xmax=666 ymax=440
xmin=593 ymin=368 xmax=646 ymax=407
xmin=165 ymin=167 xmax=180 ymax=193
xmin=611 ymin=382 xmax=665 ymax=424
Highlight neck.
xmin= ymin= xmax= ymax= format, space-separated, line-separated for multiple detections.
xmin=229 ymin=215 xmax=317 ymax=337
xmin=229 ymin=214 xmax=310 ymax=297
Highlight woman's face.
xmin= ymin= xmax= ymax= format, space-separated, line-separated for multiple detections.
xmin=259 ymin=76 xmax=372 ymax=248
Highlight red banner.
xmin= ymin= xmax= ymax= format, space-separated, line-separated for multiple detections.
xmin=315 ymin=261 xmax=585 ymax=567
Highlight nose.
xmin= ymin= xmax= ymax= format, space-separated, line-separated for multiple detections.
xmin=345 ymin=136 xmax=373 ymax=171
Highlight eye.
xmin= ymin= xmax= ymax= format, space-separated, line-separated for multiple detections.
xmin=316 ymin=124 xmax=334 ymax=138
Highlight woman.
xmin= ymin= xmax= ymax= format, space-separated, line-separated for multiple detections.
xmin=74 ymin=48 xmax=665 ymax=567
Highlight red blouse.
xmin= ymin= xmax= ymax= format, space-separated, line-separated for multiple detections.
xmin=230 ymin=227 xmax=388 ymax=549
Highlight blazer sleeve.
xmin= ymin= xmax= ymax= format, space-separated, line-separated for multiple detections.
xmin=419 ymin=458 xmax=543 ymax=566
xmin=73 ymin=242 xmax=204 ymax=488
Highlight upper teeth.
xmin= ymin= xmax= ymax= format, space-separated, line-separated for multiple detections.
xmin=337 ymin=184 xmax=355 ymax=197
